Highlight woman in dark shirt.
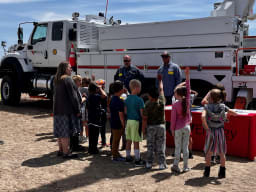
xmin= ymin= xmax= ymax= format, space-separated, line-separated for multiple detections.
xmin=53 ymin=62 xmax=80 ymax=158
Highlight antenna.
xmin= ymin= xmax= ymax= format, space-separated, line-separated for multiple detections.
xmin=105 ymin=0 xmax=109 ymax=21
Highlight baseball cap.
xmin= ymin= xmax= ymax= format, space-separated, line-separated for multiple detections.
xmin=161 ymin=51 xmax=170 ymax=57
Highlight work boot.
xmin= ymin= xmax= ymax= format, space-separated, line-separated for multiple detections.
xmin=204 ymin=166 xmax=210 ymax=177
xmin=218 ymin=166 xmax=226 ymax=178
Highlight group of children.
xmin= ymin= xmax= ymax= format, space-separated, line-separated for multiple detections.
xmin=72 ymin=67 xmax=237 ymax=178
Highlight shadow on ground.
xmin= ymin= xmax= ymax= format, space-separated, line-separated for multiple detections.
xmin=21 ymin=151 xmax=72 ymax=167
xmin=151 ymin=172 xmax=174 ymax=182
xmin=35 ymin=132 xmax=56 ymax=142
xmin=185 ymin=176 xmax=222 ymax=187
xmin=20 ymin=150 xmax=148 ymax=192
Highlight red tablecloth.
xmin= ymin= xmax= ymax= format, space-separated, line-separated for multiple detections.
xmin=165 ymin=107 xmax=256 ymax=160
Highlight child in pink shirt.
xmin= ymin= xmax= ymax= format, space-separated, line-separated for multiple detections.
xmin=170 ymin=67 xmax=191 ymax=173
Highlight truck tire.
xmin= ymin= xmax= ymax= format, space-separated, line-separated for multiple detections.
xmin=1 ymin=75 xmax=21 ymax=105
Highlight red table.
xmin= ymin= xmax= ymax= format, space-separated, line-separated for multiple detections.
xmin=165 ymin=106 xmax=256 ymax=160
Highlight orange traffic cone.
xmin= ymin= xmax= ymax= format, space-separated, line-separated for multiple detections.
xmin=234 ymin=97 xmax=247 ymax=109
xmin=69 ymin=43 xmax=76 ymax=70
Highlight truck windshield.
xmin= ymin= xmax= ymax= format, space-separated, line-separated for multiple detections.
xmin=31 ymin=24 xmax=47 ymax=45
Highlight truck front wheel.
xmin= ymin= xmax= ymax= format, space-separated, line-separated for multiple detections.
xmin=1 ymin=75 xmax=21 ymax=105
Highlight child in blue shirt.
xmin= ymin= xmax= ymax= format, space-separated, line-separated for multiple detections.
xmin=125 ymin=79 xmax=145 ymax=166
xmin=109 ymin=81 xmax=126 ymax=161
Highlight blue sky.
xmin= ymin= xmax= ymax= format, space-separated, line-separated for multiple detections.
xmin=1 ymin=0 xmax=256 ymax=57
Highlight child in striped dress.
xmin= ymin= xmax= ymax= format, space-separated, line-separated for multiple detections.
xmin=201 ymin=89 xmax=237 ymax=178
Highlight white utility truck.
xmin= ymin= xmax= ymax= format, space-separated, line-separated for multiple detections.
xmin=1 ymin=0 xmax=256 ymax=109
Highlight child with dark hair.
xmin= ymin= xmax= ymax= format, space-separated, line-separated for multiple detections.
xmin=201 ymin=89 xmax=237 ymax=178
xmin=142 ymin=76 xmax=167 ymax=169
xmin=170 ymin=67 xmax=191 ymax=173
xmin=87 ymin=82 xmax=107 ymax=154
xmin=96 ymin=79 xmax=108 ymax=147
xmin=109 ymin=81 xmax=126 ymax=161
xmin=108 ymin=82 xmax=115 ymax=149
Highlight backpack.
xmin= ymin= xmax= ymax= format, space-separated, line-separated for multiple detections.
xmin=205 ymin=103 xmax=227 ymax=129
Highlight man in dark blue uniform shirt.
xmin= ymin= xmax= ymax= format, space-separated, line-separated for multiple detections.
xmin=114 ymin=55 xmax=144 ymax=93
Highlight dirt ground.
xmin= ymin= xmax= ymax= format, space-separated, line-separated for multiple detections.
xmin=0 ymin=95 xmax=256 ymax=192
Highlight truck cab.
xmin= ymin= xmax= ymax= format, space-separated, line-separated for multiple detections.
xmin=0 ymin=19 xmax=76 ymax=105
xmin=26 ymin=21 xmax=74 ymax=68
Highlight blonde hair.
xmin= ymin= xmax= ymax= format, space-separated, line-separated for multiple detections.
xmin=72 ymin=75 xmax=82 ymax=84
xmin=129 ymin=79 xmax=141 ymax=91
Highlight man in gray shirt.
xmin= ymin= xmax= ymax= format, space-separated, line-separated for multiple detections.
xmin=157 ymin=51 xmax=182 ymax=105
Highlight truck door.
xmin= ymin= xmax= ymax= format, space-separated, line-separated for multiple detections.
xmin=47 ymin=21 xmax=68 ymax=68
xmin=27 ymin=23 xmax=49 ymax=67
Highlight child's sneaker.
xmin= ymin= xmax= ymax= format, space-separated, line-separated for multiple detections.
xmin=125 ymin=156 xmax=134 ymax=163
xmin=171 ymin=165 xmax=181 ymax=173
xmin=183 ymin=167 xmax=191 ymax=172
xmin=159 ymin=163 xmax=167 ymax=170
xmin=145 ymin=162 xmax=152 ymax=169
xmin=135 ymin=158 xmax=146 ymax=167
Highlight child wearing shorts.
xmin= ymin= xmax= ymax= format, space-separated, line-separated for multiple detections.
xmin=125 ymin=79 xmax=145 ymax=166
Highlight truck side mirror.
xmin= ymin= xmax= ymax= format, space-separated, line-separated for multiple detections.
xmin=17 ymin=27 xmax=23 ymax=44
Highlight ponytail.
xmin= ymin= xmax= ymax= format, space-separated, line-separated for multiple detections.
xmin=174 ymin=86 xmax=187 ymax=117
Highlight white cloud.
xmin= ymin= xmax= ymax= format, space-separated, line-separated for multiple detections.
xmin=0 ymin=0 xmax=44 ymax=3
xmin=109 ymin=3 xmax=210 ymax=15
xmin=16 ymin=11 xmax=71 ymax=21
xmin=34 ymin=12 xmax=70 ymax=21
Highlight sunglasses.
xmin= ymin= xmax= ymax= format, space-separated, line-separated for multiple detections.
xmin=124 ymin=60 xmax=131 ymax=62
xmin=161 ymin=55 xmax=169 ymax=58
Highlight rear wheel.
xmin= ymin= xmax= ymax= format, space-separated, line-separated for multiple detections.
xmin=1 ymin=75 xmax=21 ymax=105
